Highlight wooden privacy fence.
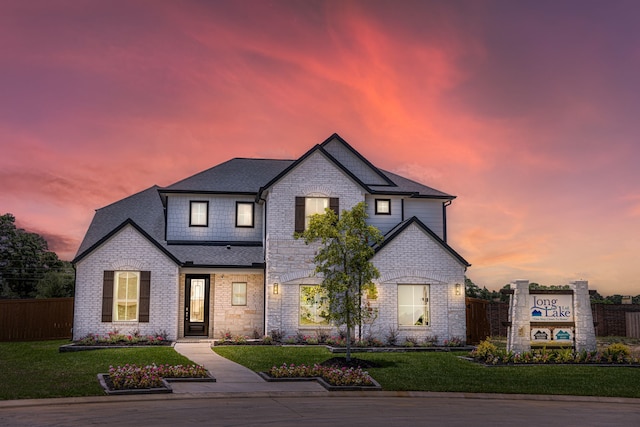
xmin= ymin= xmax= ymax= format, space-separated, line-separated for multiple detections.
xmin=0 ymin=298 xmax=73 ymax=341
xmin=465 ymin=297 xmax=491 ymax=344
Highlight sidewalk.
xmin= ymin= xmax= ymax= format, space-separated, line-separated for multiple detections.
xmin=171 ymin=342 xmax=328 ymax=394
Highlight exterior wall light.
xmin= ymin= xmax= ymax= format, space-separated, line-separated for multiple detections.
xmin=455 ymin=283 xmax=461 ymax=296
xmin=273 ymin=283 xmax=279 ymax=295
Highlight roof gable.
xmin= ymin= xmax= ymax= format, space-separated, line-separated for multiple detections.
xmin=73 ymin=219 xmax=180 ymax=265
xmin=375 ymin=216 xmax=470 ymax=267
xmin=320 ymin=134 xmax=394 ymax=186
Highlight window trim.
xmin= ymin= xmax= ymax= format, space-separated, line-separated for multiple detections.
xmin=113 ymin=271 xmax=140 ymax=322
xmin=375 ymin=198 xmax=391 ymax=215
xmin=398 ymin=284 xmax=430 ymax=326
xmin=235 ymin=202 xmax=255 ymax=228
xmin=232 ymin=282 xmax=247 ymax=306
xmin=189 ymin=200 xmax=209 ymax=227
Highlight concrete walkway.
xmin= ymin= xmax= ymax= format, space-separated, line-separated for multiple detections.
xmin=171 ymin=341 xmax=327 ymax=394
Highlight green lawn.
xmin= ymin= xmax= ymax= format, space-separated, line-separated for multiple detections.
xmin=214 ymin=346 xmax=640 ymax=398
xmin=0 ymin=340 xmax=195 ymax=400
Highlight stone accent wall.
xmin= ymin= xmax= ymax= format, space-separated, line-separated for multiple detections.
xmin=212 ymin=273 xmax=264 ymax=338
xmin=177 ymin=271 xmax=264 ymax=339
xmin=73 ymin=225 xmax=179 ymax=340
xmin=506 ymin=280 xmax=597 ymax=352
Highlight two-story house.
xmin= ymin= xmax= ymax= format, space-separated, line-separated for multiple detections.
xmin=72 ymin=134 xmax=470 ymax=343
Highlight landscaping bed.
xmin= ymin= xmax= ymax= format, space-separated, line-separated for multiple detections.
xmin=259 ymin=359 xmax=381 ymax=391
xmin=97 ymin=363 xmax=214 ymax=395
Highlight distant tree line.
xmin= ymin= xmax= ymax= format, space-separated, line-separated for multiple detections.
xmin=0 ymin=213 xmax=74 ymax=299
xmin=465 ymin=276 xmax=640 ymax=305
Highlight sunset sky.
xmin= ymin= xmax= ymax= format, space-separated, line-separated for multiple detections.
xmin=1 ymin=0 xmax=639 ymax=295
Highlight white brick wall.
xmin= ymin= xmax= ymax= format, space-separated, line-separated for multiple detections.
xmin=73 ymin=225 xmax=180 ymax=340
xmin=372 ymin=223 xmax=467 ymax=343
xmin=265 ymin=151 xmax=365 ymax=336
xmin=263 ymin=152 xmax=467 ymax=343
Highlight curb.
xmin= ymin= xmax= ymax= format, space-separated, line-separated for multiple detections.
xmin=2 ymin=390 xmax=640 ymax=409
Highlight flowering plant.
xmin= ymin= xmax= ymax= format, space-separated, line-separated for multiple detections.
xmin=268 ymin=363 xmax=374 ymax=386
xmin=107 ymin=363 xmax=208 ymax=389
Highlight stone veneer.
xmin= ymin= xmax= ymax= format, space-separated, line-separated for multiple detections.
xmin=177 ymin=271 xmax=264 ymax=339
xmin=506 ymin=280 xmax=597 ymax=353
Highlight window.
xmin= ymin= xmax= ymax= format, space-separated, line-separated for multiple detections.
xmin=305 ymin=197 xmax=329 ymax=229
xmin=190 ymin=201 xmax=208 ymax=227
xmin=299 ymin=285 xmax=329 ymax=325
xmin=398 ymin=284 xmax=430 ymax=326
xmin=232 ymin=282 xmax=247 ymax=306
xmin=294 ymin=197 xmax=339 ymax=233
xmin=375 ymin=199 xmax=391 ymax=215
xmin=114 ymin=271 xmax=140 ymax=321
xmin=102 ymin=271 xmax=150 ymax=323
xmin=236 ymin=202 xmax=254 ymax=228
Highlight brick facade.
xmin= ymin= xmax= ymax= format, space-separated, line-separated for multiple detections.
xmin=73 ymin=225 xmax=180 ymax=340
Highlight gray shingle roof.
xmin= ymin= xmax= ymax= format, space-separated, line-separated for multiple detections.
xmin=372 ymin=169 xmax=454 ymax=199
xmin=74 ymin=135 xmax=456 ymax=265
xmin=162 ymin=158 xmax=294 ymax=193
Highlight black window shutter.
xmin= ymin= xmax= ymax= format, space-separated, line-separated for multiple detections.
xmin=139 ymin=271 xmax=151 ymax=323
xmin=295 ymin=197 xmax=305 ymax=233
xmin=330 ymin=198 xmax=339 ymax=215
xmin=102 ymin=271 xmax=114 ymax=322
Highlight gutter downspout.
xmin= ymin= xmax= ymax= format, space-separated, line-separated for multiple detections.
xmin=443 ymin=200 xmax=452 ymax=243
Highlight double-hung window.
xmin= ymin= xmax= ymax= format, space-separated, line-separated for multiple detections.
xmin=305 ymin=197 xmax=329 ymax=229
xmin=398 ymin=284 xmax=430 ymax=326
xmin=232 ymin=282 xmax=247 ymax=306
xmin=294 ymin=197 xmax=339 ymax=233
xmin=190 ymin=201 xmax=208 ymax=227
xmin=114 ymin=271 xmax=140 ymax=321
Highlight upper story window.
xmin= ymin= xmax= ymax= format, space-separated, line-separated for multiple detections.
xmin=189 ymin=201 xmax=209 ymax=227
xmin=295 ymin=197 xmax=339 ymax=233
xmin=305 ymin=197 xmax=329 ymax=229
xmin=236 ymin=202 xmax=254 ymax=228
xmin=375 ymin=199 xmax=391 ymax=215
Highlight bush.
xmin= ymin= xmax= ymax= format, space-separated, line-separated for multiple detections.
xmin=471 ymin=339 xmax=498 ymax=360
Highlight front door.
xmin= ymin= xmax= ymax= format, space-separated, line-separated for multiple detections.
xmin=184 ymin=275 xmax=210 ymax=336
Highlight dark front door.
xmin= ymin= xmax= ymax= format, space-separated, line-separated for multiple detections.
xmin=184 ymin=275 xmax=210 ymax=336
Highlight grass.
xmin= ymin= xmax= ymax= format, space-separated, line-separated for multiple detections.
xmin=0 ymin=340 xmax=196 ymax=400
xmin=214 ymin=346 xmax=640 ymax=398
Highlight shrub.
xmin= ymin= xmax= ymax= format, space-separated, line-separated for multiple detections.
xmin=403 ymin=336 xmax=418 ymax=347
xmin=603 ymin=343 xmax=631 ymax=358
xmin=270 ymin=329 xmax=284 ymax=342
xmin=471 ymin=339 xmax=498 ymax=360
xmin=385 ymin=327 xmax=399 ymax=346
xmin=444 ymin=337 xmax=463 ymax=347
